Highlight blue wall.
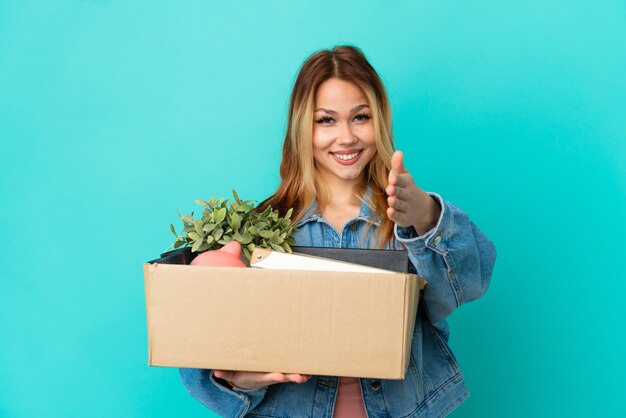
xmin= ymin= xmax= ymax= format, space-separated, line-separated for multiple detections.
xmin=1 ymin=1 xmax=624 ymax=417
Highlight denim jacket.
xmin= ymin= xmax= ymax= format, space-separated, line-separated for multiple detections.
xmin=179 ymin=193 xmax=497 ymax=417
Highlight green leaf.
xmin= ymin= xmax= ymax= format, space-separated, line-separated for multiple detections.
xmin=240 ymin=232 xmax=253 ymax=245
xmin=188 ymin=232 xmax=200 ymax=241
xmin=195 ymin=199 xmax=210 ymax=207
xmin=170 ymin=223 xmax=178 ymax=238
xmin=215 ymin=207 xmax=227 ymax=223
xmin=180 ymin=215 xmax=195 ymax=224
xmin=191 ymin=240 xmax=202 ymax=252
xmin=270 ymin=243 xmax=285 ymax=252
xmin=194 ymin=220 xmax=204 ymax=235
xmin=212 ymin=227 xmax=224 ymax=241
xmin=203 ymin=223 xmax=217 ymax=233
xmin=285 ymin=208 xmax=293 ymax=219
xmin=230 ymin=212 xmax=242 ymax=230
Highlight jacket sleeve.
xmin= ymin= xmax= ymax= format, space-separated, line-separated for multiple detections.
xmin=394 ymin=193 xmax=497 ymax=325
xmin=179 ymin=368 xmax=268 ymax=417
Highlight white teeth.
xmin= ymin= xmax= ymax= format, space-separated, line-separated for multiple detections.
xmin=334 ymin=152 xmax=359 ymax=161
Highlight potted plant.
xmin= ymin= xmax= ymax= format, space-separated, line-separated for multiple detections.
xmin=169 ymin=190 xmax=296 ymax=262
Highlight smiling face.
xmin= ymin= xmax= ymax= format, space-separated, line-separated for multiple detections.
xmin=312 ymin=78 xmax=376 ymax=187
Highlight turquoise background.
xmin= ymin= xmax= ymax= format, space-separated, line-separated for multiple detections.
xmin=1 ymin=1 xmax=624 ymax=417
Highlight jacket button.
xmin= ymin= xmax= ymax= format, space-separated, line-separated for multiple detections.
xmin=370 ymin=380 xmax=381 ymax=390
xmin=433 ymin=236 xmax=442 ymax=246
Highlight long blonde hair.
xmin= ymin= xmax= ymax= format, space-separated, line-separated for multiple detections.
xmin=259 ymin=45 xmax=396 ymax=247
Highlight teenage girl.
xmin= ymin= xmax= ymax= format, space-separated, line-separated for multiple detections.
xmin=180 ymin=45 xmax=496 ymax=417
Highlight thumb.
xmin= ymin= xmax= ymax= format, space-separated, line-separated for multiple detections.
xmin=391 ymin=151 xmax=407 ymax=174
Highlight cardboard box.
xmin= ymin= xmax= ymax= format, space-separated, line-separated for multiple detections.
xmin=144 ymin=257 xmax=424 ymax=379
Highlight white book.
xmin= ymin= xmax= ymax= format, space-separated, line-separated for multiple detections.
xmin=250 ymin=248 xmax=395 ymax=274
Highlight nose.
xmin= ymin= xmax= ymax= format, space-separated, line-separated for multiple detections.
xmin=336 ymin=122 xmax=357 ymax=145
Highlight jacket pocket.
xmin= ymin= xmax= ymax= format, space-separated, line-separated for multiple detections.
xmin=380 ymin=353 xmax=427 ymax=417
xmin=422 ymin=319 xmax=461 ymax=391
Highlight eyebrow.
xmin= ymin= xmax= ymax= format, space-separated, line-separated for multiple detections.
xmin=314 ymin=104 xmax=369 ymax=114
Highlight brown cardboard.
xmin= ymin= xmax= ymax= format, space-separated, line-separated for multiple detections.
xmin=144 ymin=263 xmax=425 ymax=379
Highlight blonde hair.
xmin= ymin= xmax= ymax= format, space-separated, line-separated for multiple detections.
xmin=259 ymin=45 xmax=396 ymax=248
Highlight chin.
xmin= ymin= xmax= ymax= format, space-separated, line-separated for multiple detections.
xmin=336 ymin=169 xmax=365 ymax=181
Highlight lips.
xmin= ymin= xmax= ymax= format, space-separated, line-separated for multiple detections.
xmin=331 ymin=150 xmax=363 ymax=165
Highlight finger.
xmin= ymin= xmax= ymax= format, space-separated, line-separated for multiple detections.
xmin=390 ymin=184 xmax=405 ymax=201
xmin=388 ymin=170 xmax=397 ymax=186
xmin=391 ymin=151 xmax=408 ymax=174
xmin=214 ymin=370 xmax=233 ymax=380
xmin=285 ymin=373 xmax=308 ymax=383
xmin=391 ymin=195 xmax=410 ymax=213
xmin=387 ymin=206 xmax=408 ymax=223
xmin=394 ymin=198 xmax=408 ymax=213
xmin=391 ymin=194 xmax=413 ymax=215
xmin=263 ymin=372 xmax=289 ymax=384
xmin=396 ymin=170 xmax=419 ymax=191
xmin=386 ymin=183 xmax=395 ymax=197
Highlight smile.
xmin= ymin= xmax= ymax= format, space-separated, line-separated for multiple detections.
xmin=331 ymin=150 xmax=363 ymax=165
xmin=333 ymin=151 xmax=359 ymax=161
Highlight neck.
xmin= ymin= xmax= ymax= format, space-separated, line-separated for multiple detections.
xmin=319 ymin=174 xmax=364 ymax=209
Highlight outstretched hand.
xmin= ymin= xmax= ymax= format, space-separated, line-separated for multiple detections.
xmin=214 ymin=370 xmax=311 ymax=391
xmin=386 ymin=151 xmax=441 ymax=235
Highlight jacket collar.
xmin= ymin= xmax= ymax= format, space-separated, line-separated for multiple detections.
xmin=294 ymin=189 xmax=382 ymax=228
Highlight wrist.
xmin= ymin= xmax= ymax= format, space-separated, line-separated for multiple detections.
xmin=413 ymin=195 xmax=441 ymax=235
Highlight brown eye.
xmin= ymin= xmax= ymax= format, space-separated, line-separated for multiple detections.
xmin=354 ymin=114 xmax=371 ymax=122
xmin=315 ymin=116 xmax=334 ymax=125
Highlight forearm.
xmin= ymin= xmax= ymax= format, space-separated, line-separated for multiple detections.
xmin=396 ymin=194 xmax=497 ymax=324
